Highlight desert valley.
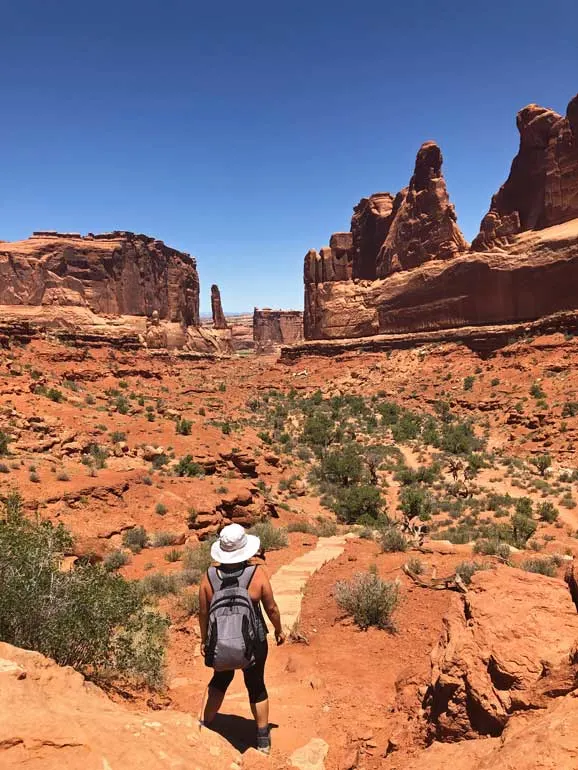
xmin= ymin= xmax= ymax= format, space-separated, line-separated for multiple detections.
xmin=1 ymin=90 xmax=578 ymax=770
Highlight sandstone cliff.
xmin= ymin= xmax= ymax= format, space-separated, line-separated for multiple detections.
xmin=0 ymin=231 xmax=200 ymax=325
xmin=473 ymin=93 xmax=578 ymax=249
xmin=253 ymin=308 xmax=303 ymax=353
xmin=304 ymin=91 xmax=578 ymax=342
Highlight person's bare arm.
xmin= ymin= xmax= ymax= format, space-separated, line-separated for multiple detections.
xmin=198 ymin=574 xmax=211 ymax=653
xmin=259 ymin=568 xmax=286 ymax=645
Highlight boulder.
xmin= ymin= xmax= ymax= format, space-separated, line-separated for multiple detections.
xmin=0 ymin=642 xmax=238 ymax=770
xmin=425 ymin=566 xmax=578 ymax=741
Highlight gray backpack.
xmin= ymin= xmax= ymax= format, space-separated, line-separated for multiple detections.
xmin=205 ymin=565 xmax=259 ymax=671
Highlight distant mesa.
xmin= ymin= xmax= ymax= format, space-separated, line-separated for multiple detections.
xmin=303 ymin=91 xmax=578 ymax=345
xmin=253 ymin=308 xmax=303 ymax=353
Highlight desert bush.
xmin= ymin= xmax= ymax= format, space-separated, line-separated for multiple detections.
xmin=174 ymin=455 xmax=204 ymax=477
xmin=155 ymin=502 xmax=168 ymax=516
xmin=122 ymin=526 xmax=149 ymax=553
xmin=103 ymin=549 xmax=131 ymax=571
xmin=249 ymin=521 xmax=288 ymax=551
xmin=511 ymin=510 xmax=537 ymax=547
xmin=0 ymin=492 xmax=166 ymax=687
xmin=286 ymin=520 xmax=314 ymax=534
xmin=302 ymin=412 xmax=333 ymax=449
xmin=56 ymin=470 xmax=70 ymax=481
xmin=29 ymin=471 xmax=40 ymax=483
xmin=405 ymin=556 xmax=425 ymax=575
xmin=399 ymin=486 xmax=435 ymax=521
xmin=164 ymin=548 xmax=183 ymax=563
xmin=334 ymin=566 xmax=400 ymax=631
xmin=521 ymin=557 xmax=556 ymax=577
xmin=182 ymin=541 xmax=213 ymax=573
xmin=0 ymin=463 xmax=9 ymax=474
xmin=179 ymin=591 xmax=200 ymax=617
xmin=530 ymin=382 xmax=546 ymax=399
xmin=0 ymin=431 xmax=11 ymax=457
xmin=455 ymin=561 xmax=489 ymax=585
xmin=440 ymin=420 xmax=482 ymax=455
xmin=110 ymin=431 xmax=126 ymax=443
xmin=531 ymin=454 xmax=552 ymax=476
xmin=151 ymin=531 xmax=179 ymax=547
xmin=140 ymin=572 xmax=181 ymax=597
xmin=175 ymin=418 xmax=193 ymax=436
xmin=463 ymin=375 xmax=475 ymax=391
xmin=537 ymin=501 xmax=559 ymax=523
xmin=560 ymin=493 xmax=577 ymax=509
xmin=82 ymin=443 xmax=109 ymax=470
xmin=380 ymin=527 xmax=409 ymax=553
xmin=319 ymin=445 xmax=363 ymax=487
xmin=562 ymin=401 xmax=578 ymax=418
xmin=45 ymin=387 xmax=64 ymax=403
xmin=332 ymin=485 xmax=383 ymax=524
xmin=313 ymin=518 xmax=338 ymax=537
xmin=180 ymin=568 xmax=202 ymax=585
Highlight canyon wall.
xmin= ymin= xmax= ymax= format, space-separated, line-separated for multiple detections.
xmin=253 ymin=308 xmax=304 ymax=352
xmin=0 ymin=231 xmax=200 ymax=325
xmin=304 ymin=92 xmax=578 ymax=341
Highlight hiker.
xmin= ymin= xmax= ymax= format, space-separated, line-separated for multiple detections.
xmin=198 ymin=523 xmax=286 ymax=754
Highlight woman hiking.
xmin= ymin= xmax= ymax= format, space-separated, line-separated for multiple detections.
xmin=198 ymin=523 xmax=285 ymax=755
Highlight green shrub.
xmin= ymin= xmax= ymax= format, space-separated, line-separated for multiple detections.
xmin=114 ymin=395 xmax=130 ymax=414
xmin=332 ymin=485 xmax=383 ymax=524
xmin=521 ymin=557 xmax=556 ymax=577
xmin=104 ymin=549 xmax=131 ymax=571
xmin=45 ymin=388 xmax=64 ymax=403
xmin=440 ymin=420 xmax=482 ymax=455
xmin=0 ymin=492 xmax=166 ymax=687
xmin=176 ymin=418 xmax=193 ymax=436
xmin=511 ymin=511 xmax=537 ymax=547
xmin=334 ymin=567 xmax=400 ymax=631
xmin=313 ymin=518 xmax=338 ymax=538
xmin=179 ymin=591 xmax=200 ymax=617
xmin=182 ymin=541 xmax=213 ymax=573
xmin=0 ymin=431 xmax=11 ymax=457
xmin=562 ymin=401 xmax=578 ymax=418
xmin=155 ymin=502 xmax=168 ymax=516
xmin=319 ymin=445 xmax=363 ymax=487
xmin=164 ymin=548 xmax=183 ymax=563
xmin=463 ymin=375 xmax=475 ymax=391
xmin=399 ymin=486 xmax=434 ymax=521
xmin=515 ymin=497 xmax=533 ymax=517
xmin=530 ymin=382 xmax=546 ymax=399
xmin=537 ymin=501 xmax=559 ymax=523
xmin=140 ymin=572 xmax=181 ymax=597
xmin=62 ymin=379 xmax=79 ymax=392
xmin=122 ymin=526 xmax=149 ymax=553
xmin=287 ymin=520 xmax=314 ymax=534
xmin=174 ymin=455 xmax=204 ymax=477
xmin=249 ymin=521 xmax=288 ymax=551
xmin=110 ymin=431 xmax=126 ymax=443
xmin=151 ymin=531 xmax=179 ymax=547
xmin=531 ymin=454 xmax=552 ymax=476
xmin=405 ymin=557 xmax=425 ymax=575
xmin=302 ymin=412 xmax=333 ymax=449
xmin=29 ymin=471 xmax=40 ymax=483
xmin=380 ymin=527 xmax=409 ymax=553
xmin=82 ymin=443 xmax=108 ymax=470
xmin=56 ymin=470 xmax=70 ymax=481
xmin=491 ymin=377 xmax=500 ymax=387
xmin=455 ymin=561 xmax=489 ymax=585
xmin=180 ymin=568 xmax=202 ymax=586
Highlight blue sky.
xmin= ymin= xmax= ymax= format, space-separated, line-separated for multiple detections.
xmin=1 ymin=1 xmax=577 ymax=313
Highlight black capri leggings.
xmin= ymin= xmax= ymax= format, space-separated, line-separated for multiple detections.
xmin=209 ymin=642 xmax=268 ymax=703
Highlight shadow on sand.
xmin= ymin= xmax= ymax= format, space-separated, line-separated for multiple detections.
xmin=207 ymin=713 xmax=278 ymax=753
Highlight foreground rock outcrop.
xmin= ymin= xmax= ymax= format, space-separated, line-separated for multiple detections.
xmin=0 ymin=642 xmax=238 ymax=770
xmin=424 ymin=566 xmax=578 ymax=741
xmin=253 ymin=308 xmax=303 ymax=353
xmin=304 ymin=92 xmax=578 ymax=343
xmin=0 ymin=231 xmax=199 ymax=324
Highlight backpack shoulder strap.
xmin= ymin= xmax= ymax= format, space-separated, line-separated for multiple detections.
xmin=207 ymin=566 xmax=222 ymax=593
xmin=237 ymin=564 xmax=257 ymax=590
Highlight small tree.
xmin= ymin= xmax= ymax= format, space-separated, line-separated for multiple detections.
xmin=531 ymin=454 xmax=552 ymax=477
xmin=320 ymin=445 xmax=363 ymax=487
xmin=333 ymin=485 xmax=383 ymax=524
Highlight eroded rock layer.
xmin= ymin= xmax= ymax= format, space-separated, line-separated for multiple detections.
xmin=210 ymin=284 xmax=228 ymax=329
xmin=0 ymin=231 xmax=200 ymax=325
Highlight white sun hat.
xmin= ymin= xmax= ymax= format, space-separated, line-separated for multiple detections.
xmin=210 ymin=523 xmax=261 ymax=565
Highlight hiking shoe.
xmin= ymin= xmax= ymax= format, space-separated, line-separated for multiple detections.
xmin=256 ymin=727 xmax=271 ymax=755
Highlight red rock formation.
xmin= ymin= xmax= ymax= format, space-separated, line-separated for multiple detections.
xmin=0 ymin=642 xmax=238 ymax=770
xmin=253 ymin=308 xmax=304 ymax=353
xmin=473 ymin=93 xmax=578 ymax=249
xmin=425 ymin=566 xmax=578 ymax=741
xmin=376 ymin=142 xmax=468 ymax=277
xmin=0 ymin=231 xmax=199 ymax=325
xmin=304 ymin=91 xmax=578 ymax=343
xmin=210 ymin=284 xmax=228 ymax=329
